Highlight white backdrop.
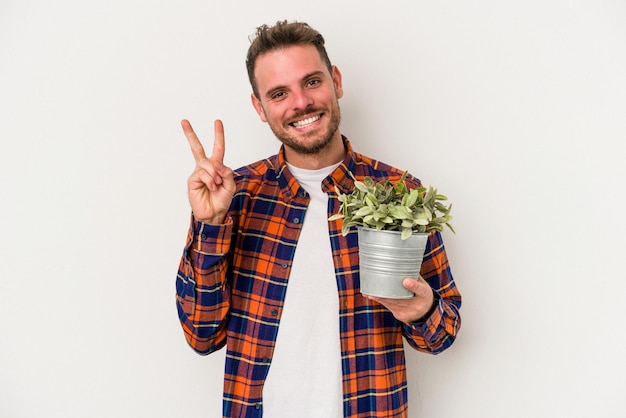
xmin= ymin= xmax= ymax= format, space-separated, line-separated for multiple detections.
xmin=1 ymin=1 xmax=625 ymax=417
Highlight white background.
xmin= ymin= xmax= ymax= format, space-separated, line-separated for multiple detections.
xmin=1 ymin=1 xmax=625 ymax=417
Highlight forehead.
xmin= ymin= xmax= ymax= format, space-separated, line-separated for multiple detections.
xmin=253 ymin=44 xmax=330 ymax=93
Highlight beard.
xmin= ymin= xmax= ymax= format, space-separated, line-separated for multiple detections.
xmin=268 ymin=101 xmax=342 ymax=155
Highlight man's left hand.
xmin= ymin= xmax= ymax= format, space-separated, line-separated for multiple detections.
xmin=366 ymin=276 xmax=436 ymax=324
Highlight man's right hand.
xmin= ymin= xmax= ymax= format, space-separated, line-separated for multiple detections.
xmin=182 ymin=119 xmax=236 ymax=224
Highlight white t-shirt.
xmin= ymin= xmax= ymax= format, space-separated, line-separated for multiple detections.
xmin=262 ymin=162 xmax=343 ymax=418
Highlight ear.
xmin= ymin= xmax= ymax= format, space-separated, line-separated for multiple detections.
xmin=331 ymin=65 xmax=343 ymax=99
xmin=250 ymin=93 xmax=268 ymax=122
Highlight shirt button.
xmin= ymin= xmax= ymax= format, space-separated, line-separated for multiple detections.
xmin=271 ymin=309 xmax=278 ymax=316
xmin=281 ymin=263 xmax=288 ymax=269
xmin=293 ymin=217 xmax=300 ymax=224
xmin=255 ymin=403 xmax=261 ymax=410
xmin=200 ymin=234 xmax=207 ymax=240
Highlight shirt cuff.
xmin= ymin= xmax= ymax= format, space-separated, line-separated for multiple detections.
xmin=190 ymin=216 xmax=233 ymax=256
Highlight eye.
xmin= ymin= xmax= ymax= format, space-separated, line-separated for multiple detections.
xmin=271 ymin=91 xmax=286 ymax=101
xmin=306 ymin=78 xmax=321 ymax=88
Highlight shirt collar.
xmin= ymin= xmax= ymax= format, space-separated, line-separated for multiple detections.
xmin=272 ymin=136 xmax=358 ymax=200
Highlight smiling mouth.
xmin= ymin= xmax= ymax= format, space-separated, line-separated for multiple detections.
xmin=290 ymin=114 xmax=321 ymax=128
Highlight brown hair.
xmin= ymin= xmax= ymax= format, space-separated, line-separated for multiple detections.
xmin=246 ymin=20 xmax=333 ymax=98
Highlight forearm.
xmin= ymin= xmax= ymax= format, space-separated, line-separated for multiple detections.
xmin=175 ymin=216 xmax=233 ymax=354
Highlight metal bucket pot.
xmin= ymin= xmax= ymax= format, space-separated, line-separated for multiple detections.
xmin=357 ymin=227 xmax=429 ymax=299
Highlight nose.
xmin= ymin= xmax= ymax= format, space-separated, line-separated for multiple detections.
xmin=290 ymin=88 xmax=314 ymax=110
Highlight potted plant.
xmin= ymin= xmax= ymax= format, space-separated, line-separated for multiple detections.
xmin=329 ymin=171 xmax=454 ymax=299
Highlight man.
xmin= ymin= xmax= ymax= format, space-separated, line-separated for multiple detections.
xmin=176 ymin=20 xmax=461 ymax=418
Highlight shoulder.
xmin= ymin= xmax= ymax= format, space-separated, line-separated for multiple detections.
xmin=232 ymin=154 xmax=279 ymax=183
xmin=229 ymin=154 xmax=283 ymax=205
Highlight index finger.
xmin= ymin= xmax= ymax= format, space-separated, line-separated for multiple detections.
xmin=211 ymin=119 xmax=225 ymax=163
xmin=181 ymin=119 xmax=207 ymax=163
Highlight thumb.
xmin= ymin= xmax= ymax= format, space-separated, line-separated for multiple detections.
xmin=402 ymin=278 xmax=419 ymax=291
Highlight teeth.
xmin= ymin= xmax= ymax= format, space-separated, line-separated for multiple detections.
xmin=292 ymin=115 xmax=320 ymax=128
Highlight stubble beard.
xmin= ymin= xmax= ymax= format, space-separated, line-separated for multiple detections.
xmin=269 ymin=102 xmax=342 ymax=156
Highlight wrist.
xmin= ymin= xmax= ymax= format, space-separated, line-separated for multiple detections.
xmin=195 ymin=213 xmax=227 ymax=225
xmin=414 ymin=290 xmax=440 ymax=323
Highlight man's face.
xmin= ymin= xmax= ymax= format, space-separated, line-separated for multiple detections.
xmin=251 ymin=44 xmax=343 ymax=156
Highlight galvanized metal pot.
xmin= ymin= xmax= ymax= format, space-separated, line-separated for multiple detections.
xmin=357 ymin=227 xmax=429 ymax=299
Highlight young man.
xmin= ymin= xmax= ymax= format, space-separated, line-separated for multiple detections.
xmin=176 ymin=20 xmax=461 ymax=418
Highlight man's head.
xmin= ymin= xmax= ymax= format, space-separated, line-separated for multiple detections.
xmin=246 ymin=20 xmax=333 ymax=99
xmin=247 ymin=21 xmax=345 ymax=168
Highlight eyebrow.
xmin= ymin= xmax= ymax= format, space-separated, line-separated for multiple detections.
xmin=264 ymin=70 xmax=327 ymax=99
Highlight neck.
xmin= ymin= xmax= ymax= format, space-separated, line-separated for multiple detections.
xmin=284 ymin=133 xmax=346 ymax=170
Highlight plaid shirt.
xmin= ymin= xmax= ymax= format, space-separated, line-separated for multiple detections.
xmin=176 ymin=138 xmax=462 ymax=417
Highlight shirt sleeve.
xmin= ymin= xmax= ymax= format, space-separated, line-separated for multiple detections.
xmin=175 ymin=215 xmax=233 ymax=355
xmin=402 ymin=231 xmax=462 ymax=354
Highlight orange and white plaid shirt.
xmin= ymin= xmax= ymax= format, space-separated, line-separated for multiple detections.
xmin=176 ymin=138 xmax=462 ymax=417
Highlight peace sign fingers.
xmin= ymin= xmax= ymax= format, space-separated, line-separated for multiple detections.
xmin=211 ymin=119 xmax=226 ymax=163
xmin=180 ymin=118 xmax=236 ymax=224
xmin=181 ymin=119 xmax=208 ymax=163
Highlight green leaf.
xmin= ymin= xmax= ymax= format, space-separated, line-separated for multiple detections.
xmin=365 ymin=217 xmax=378 ymax=227
xmin=406 ymin=189 xmax=419 ymax=207
xmin=401 ymin=219 xmax=415 ymax=228
xmin=354 ymin=180 xmax=369 ymax=193
xmin=394 ymin=180 xmax=407 ymax=195
xmin=388 ymin=205 xmax=412 ymax=220
xmin=354 ymin=206 xmax=373 ymax=217
xmin=414 ymin=207 xmax=432 ymax=221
